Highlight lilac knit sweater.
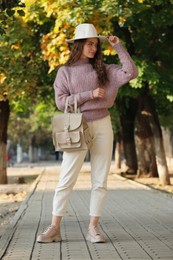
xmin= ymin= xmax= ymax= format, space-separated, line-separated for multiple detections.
xmin=54 ymin=41 xmax=138 ymax=122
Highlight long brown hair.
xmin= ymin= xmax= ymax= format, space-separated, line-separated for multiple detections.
xmin=65 ymin=39 xmax=108 ymax=86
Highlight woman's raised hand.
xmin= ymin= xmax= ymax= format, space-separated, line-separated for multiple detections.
xmin=106 ymin=36 xmax=119 ymax=46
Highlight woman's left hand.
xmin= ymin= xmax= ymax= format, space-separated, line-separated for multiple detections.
xmin=106 ymin=36 xmax=119 ymax=46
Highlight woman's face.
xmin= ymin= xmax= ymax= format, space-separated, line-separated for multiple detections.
xmin=80 ymin=38 xmax=98 ymax=59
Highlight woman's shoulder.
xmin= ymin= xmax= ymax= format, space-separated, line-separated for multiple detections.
xmin=56 ymin=64 xmax=70 ymax=75
xmin=58 ymin=64 xmax=68 ymax=72
xmin=54 ymin=65 xmax=69 ymax=82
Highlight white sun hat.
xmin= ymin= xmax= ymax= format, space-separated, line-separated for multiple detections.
xmin=66 ymin=23 xmax=106 ymax=43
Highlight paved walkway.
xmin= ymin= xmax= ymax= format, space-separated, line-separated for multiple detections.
xmin=0 ymin=164 xmax=173 ymax=260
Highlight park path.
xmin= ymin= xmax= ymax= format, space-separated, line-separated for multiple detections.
xmin=0 ymin=164 xmax=173 ymax=260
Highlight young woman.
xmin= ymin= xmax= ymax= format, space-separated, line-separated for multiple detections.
xmin=37 ymin=23 xmax=138 ymax=243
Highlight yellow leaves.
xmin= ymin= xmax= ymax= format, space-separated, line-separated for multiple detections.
xmin=118 ymin=16 xmax=126 ymax=26
xmin=24 ymin=0 xmax=37 ymax=6
xmin=41 ymin=31 xmax=70 ymax=73
xmin=54 ymin=33 xmax=66 ymax=42
xmin=0 ymin=73 xmax=6 ymax=84
xmin=41 ymin=0 xmax=59 ymax=17
xmin=103 ymin=46 xmax=116 ymax=56
xmin=54 ymin=20 xmax=71 ymax=34
xmin=118 ymin=6 xmax=132 ymax=26
xmin=138 ymin=0 xmax=144 ymax=3
xmin=11 ymin=44 xmax=20 ymax=50
xmin=59 ymin=46 xmax=67 ymax=52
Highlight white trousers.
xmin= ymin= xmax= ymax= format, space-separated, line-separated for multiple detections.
xmin=52 ymin=115 xmax=113 ymax=217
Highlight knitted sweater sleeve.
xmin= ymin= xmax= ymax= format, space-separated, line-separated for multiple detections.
xmin=53 ymin=67 xmax=69 ymax=111
xmin=109 ymin=42 xmax=138 ymax=86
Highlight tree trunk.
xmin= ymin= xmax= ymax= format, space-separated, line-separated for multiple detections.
xmin=0 ymin=97 xmax=10 ymax=184
xmin=135 ymin=135 xmax=158 ymax=177
xmin=148 ymin=106 xmax=170 ymax=185
xmin=144 ymin=92 xmax=170 ymax=185
xmin=29 ymin=135 xmax=38 ymax=163
xmin=29 ymin=145 xmax=38 ymax=163
xmin=17 ymin=143 xmax=23 ymax=163
xmin=136 ymin=92 xmax=158 ymax=177
xmin=0 ymin=142 xmax=7 ymax=183
xmin=117 ymin=97 xmax=138 ymax=174
xmin=152 ymin=131 xmax=170 ymax=185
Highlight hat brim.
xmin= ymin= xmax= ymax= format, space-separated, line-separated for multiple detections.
xmin=66 ymin=36 xmax=106 ymax=43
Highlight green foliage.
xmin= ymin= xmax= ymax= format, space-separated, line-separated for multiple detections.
xmin=0 ymin=15 xmax=54 ymax=107
xmin=0 ymin=4 xmax=55 ymax=151
xmin=0 ymin=0 xmax=25 ymax=35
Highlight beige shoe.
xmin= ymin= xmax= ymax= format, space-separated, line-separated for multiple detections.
xmin=37 ymin=225 xmax=62 ymax=243
xmin=86 ymin=226 xmax=105 ymax=243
